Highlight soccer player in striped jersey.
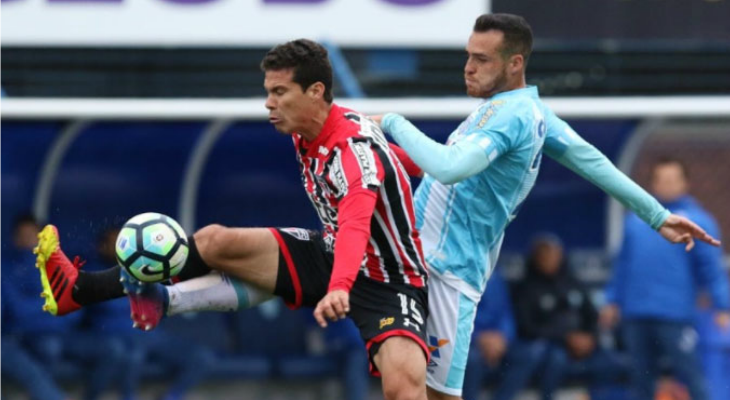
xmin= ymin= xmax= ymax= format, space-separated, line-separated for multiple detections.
xmin=375 ymin=13 xmax=721 ymax=400
xmin=34 ymin=39 xmax=431 ymax=400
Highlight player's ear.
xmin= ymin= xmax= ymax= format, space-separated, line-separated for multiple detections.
xmin=307 ymin=82 xmax=325 ymax=101
xmin=509 ymin=54 xmax=524 ymax=74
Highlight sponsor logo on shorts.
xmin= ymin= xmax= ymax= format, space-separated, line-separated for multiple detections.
xmin=404 ymin=317 xmax=421 ymax=332
xmin=427 ymin=336 xmax=450 ymax=358
xmin=281 ymin=228 xmax=310 ymax=241
xmin=379 ymin=317 xmax=395 ymax=329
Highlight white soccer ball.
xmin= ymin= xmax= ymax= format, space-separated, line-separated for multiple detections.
xmin=115 ymin=212 xmax=188 ymax=283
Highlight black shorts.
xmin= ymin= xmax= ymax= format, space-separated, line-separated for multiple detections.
xmin=269 ymin=227 xmax=429 ymax=376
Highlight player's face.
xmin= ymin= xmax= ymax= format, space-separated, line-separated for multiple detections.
xmin=264 ymin=69 xmax=315 ymax=134
xmin=464 ymin=30 xmax=511 ymax=98
xmin=651 ymin=163 xmax=688 ymax=202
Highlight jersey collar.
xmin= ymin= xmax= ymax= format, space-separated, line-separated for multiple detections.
xmin=491 ymin=85 xmax=540 ymax=101
xmin=299 ymin=103 xmax=342 ymax=150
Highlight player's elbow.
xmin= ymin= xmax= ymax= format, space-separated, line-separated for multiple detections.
xmin=429 ymin=168 xmax=464 ymax=185
xmin=427 ymin=148 xmax=480 ymax=184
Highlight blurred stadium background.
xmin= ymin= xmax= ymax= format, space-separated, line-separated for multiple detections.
xmin=2 ymin=1 xmax=730 ymax=400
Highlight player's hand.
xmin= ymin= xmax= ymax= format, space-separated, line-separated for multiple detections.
xmin=715 ymin=311 xmax=730 ymax=330
xmin=658 ymin=213 xmax=721 ymax=252
xmin=369 ymin=115 xmax=384 ymax=127
xmin=314 ymin=290 xmax=350 ymax=328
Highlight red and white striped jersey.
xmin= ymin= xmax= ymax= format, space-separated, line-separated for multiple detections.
xmin=293 ymin=104 xmax=428 ymax=293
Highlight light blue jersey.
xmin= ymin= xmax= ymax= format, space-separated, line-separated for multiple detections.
xmin=384 ymin=88 xmax=546 ymax=301
xmin=413 ymin=87 xmax=545 ymax=295
xmin=382 ymin=86 xmax=669 ymax=298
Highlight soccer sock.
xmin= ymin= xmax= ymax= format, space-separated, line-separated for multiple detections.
xmin=165 ymin=271 xmax=272 ymax=316
xmin=175 ymin=236 xmax=212 ymax=282
xmin=73 ymin=266 xmax=126 ymax=306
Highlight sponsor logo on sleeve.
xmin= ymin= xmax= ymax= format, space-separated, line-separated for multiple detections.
xmin=350 ymin=141 xmax=381 ymax=188
xmin=328 ymin=149 xmax=349 ymax=198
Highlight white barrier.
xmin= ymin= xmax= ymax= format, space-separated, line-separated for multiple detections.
xmin=3 ymin=96 xmax=730 ymax=120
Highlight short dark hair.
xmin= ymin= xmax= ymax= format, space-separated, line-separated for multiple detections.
xmin=473 ymin=13 xmax=533 ymax=66
xmin=651 ymin=157 xmax=689 ymax=180
xmin=12 ymin=213 xmax=38 ymax=233
xmin=260 ymin=39 xmax=333 ymax=103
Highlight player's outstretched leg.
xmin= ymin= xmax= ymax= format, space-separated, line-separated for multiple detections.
xmin=122 ymin=224 xmax=279 ymax=331
xmin=375 ymin=337 xmax=428 ymax=400
xmin=35 ymin=223 xmax=278 ymax=323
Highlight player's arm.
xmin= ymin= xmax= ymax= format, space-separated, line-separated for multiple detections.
xmin=314 ymin=140 xmax=384 ymax=327
xmin=543 ymin=113 xmax=719 ymax=249
xmin=380 ymin=113 xmax=505 ymax=184
xmin=390 ymin=144 xmax=423 ymax=178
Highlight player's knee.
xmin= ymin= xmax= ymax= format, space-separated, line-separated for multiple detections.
xmin=383 ymin=378 xmax=423 ymax=400
xmin=194 ymin=224 xmax=266 ymax=266
xmin=194 ymin=224 xmax=230 ymax=258
xmin=382 ymin=365 xmax=425 ymax=400
xmin=426 ymin=387 xmax=460 ymax=400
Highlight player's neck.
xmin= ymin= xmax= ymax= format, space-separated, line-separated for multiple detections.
xmin=483 ymin=75 xmax=527 ymax=100
xmin=298 ymin=103 xmax=333 ymax=142
xmin=500 ymin=76 xmax=527 ymax=95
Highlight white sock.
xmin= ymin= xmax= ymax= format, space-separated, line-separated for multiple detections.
xmin=165 ymin=271 xmax=272 ymax=316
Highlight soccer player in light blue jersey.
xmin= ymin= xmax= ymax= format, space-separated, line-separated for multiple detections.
xmin=374 ymin=13 xmax=721 ymax=400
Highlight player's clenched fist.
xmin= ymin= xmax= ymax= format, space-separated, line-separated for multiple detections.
xmin=314 ymin=290 xmax=350 ymax=328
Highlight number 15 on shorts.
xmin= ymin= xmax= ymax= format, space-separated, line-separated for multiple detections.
xmin=398 ymin=292 xmax=424 ymax=332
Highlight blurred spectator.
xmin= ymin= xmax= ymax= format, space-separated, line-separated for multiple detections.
xmin=601 ymin=158 xmax=730 ymax=400
xmin=1 ymin=214 xmax=120 ymax=400
xmin=319 ymin=318 xmax=371 ymax=400
xmin=301 ymin=307 xmax=370 ymax=400
xmin=232 ymin=299 xmax=370 ymax=400
xmin=0 ymin=272 xmax=68 ymax=400
xmin=492 ymin=234 xmax=621 ymax=400
xmin=83 ymin=227 xmax=214 ymax=400
xmin=462 ymin=269 xmax=515 ymax=400
xmin=695 ymin=289 xmax=730 ymax=400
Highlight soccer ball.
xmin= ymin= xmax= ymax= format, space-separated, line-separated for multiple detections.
xmin=115 ymin=212 xmax=188 ymax=283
